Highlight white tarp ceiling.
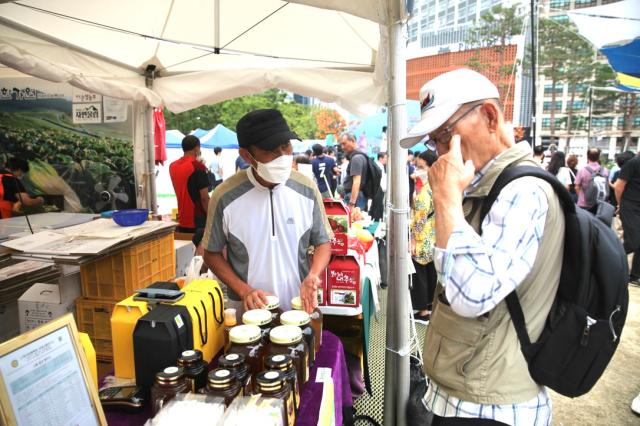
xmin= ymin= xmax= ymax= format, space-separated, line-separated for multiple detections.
xmin=0 ymin=0 xmax=387 ymax=114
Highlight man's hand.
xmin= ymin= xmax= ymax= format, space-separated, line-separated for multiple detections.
xmin=429 ymin=134 xmax=475 ymax=248
xmin=241 ymin=288 xmax=269 ymax=311
xmin=300 ymin=274 xmax=320 ymax=314
xmin=428 ymin=134 xmax=475 ymax=200
xmin=12 ymin=201 xmax=21 ymax=212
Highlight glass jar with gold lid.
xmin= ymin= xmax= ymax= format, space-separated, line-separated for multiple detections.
xmin=267 ymin=325 xmax=309 ymax=387
xmin=227 ymin=324 xmax=265 ymax=385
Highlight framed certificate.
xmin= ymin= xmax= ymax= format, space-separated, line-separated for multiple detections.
xmin=0 ymin=313 xmax=107 ymax=426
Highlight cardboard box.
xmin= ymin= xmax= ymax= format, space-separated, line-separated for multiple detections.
xmin=175 ymin=239 xmax=195 ymax=278
xmin=18 ymin=279 xmax=81 ymax=333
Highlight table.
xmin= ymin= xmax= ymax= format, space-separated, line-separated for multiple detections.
xmin=103 ymin=331 xmax=352 ymax=425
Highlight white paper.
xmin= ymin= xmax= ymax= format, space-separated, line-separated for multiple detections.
xmin=72 ymin=102 xmax=102 ymax=124
xmin=0 ymin=326 xmax=99 ymax=426
xmin=2 ymin=220 xmax=175 ymax=255
xmin=315 ymin=367 xmax=332 ymax=383
xmin=103 ymin=96 xmax=128 ymax=123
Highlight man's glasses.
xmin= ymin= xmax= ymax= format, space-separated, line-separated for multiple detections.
xmin=425 ymin=103 xmax=483 ymax=149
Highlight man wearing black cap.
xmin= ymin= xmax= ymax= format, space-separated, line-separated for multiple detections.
xmin=202 ymin=109 xmax=333 ymax=314
xmin=169 ymin=135 xmax=210 ymax=233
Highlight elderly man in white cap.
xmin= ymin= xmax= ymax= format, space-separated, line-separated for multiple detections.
xmin=400 ymin=68 xmax=564 ymax=426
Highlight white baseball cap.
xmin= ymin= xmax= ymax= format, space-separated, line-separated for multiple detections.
xmin=400 ymin=68 xmax=500 ymax=149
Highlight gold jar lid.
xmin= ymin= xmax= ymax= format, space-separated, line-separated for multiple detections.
xmin=269 ymin=325 xmax=303 ymax=345
xmin=257 ymin=370 xmax=285 ymax=391
xmin=242 ymin=309 xmax=272 ymax=326
xmin=265 ymin=295 xmax=280 ymax=310
xmin=290 ymin=296 xmax=302 ymax=311
xmin=155 ymin=366 xmax=184 ymax=384
xmin=229 ymin=324 xmax=262 ymax=344
xmin=208 ymin=368 xmax=235 ymax=387
xmin=280 ymin=310 xmax=310 ymax=327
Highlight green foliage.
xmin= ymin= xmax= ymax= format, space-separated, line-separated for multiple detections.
xmin=466 ymin=5 xmax=524 ymax=52
xmin=164 ymin=89 xmax=318 ymax=138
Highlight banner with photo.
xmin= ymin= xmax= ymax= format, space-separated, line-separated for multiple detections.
xmin=0 ymin=77 xmax=136 ymax=213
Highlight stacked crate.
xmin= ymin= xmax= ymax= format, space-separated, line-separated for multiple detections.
xmin=76 ymin=233 xmax=175 ymax=360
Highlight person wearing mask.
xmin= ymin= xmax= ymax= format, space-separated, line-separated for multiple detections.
xmin=339 ymin=133 xmax=368 ymax=211
xmin=311 ymin=143 xmax=337 ymax=198
xmin=546 ymin=151 xmax=572 ymax=190
xmin=202 ymin=109 xmax=332 ymax=314
xmin=410 ymin=149 xmax=438 ymax=323
xmin=169 ymin=135 xmax=210 ymax=233
xmin=208 ymin=147 xmax=224 ymax=190
xmin=0 ymin=158 xmax=43 ymax=219
xmin=400 ymin=68 xmax=564 ymax=425
xmin=575 ymin=147 xmax=609 ymax=214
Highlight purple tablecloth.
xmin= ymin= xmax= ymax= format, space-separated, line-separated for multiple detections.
xmin=103 ymin=330 xmax=352 ymax=425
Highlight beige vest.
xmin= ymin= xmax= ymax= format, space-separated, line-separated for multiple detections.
xmin=423 ymin=142 xmax=565 ymax=404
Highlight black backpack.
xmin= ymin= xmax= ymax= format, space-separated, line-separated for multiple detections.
xmin=350 ymin=152 xmax=382 ymax=200
xmin=479 ymin=165 xmax=629 ymax=398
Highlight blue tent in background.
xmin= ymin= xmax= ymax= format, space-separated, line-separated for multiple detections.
xmin=165 ymin=129 xmax=186 ymax=148
xmin=190 ymin=128 xmax=209 ymax=139
xmin=199 ymin=124 xmax=239 ymax=149
xmin=170 ymin=125 xmax=239 ymax=149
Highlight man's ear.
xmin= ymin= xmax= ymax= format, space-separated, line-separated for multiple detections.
xmin=239 ymin=148 xmax=255 ymax=167
xmin=480 ymin=101 xmax=500 ymax=133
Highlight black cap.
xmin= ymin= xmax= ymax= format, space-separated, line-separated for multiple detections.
xmin=236 ymin=109 xmax=299 ymax=151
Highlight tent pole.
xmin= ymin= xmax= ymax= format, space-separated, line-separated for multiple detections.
xmin=144 ymin=67 xmax=158 ymax=214
xmin=383 ymin=2 xmax=410 ymax=425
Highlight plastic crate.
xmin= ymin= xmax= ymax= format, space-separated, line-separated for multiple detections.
xmin=80 ymin=233 xmax=175 ymax=301
xmin=76 ymin=297 xmax=115 ymax=359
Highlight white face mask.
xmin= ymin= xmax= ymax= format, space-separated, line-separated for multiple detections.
xmin=253 ymin=154 xmax=293 ymax=184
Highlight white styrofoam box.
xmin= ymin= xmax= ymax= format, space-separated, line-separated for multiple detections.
xmin=0 ymin=301 xmax=20 ymax=343
xmin=175 ymin=239 xmax=195 ymax=278
xmin=18 ymin=280 xmax=81 ymax=333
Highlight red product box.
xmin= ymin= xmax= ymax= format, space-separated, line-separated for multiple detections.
xmin=330 ymin=232 xmax=348 ymax=255
xmin=324 ymin=200 xmax=351 ymax=234
xmin=326 ymin=255 xmax=361 ymax=307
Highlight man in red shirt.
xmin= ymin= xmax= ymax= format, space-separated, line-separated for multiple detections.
xmin=169 ymin=135 xmax=210 ymax=232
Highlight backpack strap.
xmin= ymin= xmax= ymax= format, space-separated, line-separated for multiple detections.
xmin=479 ymin=165 xmax=575 ymax=357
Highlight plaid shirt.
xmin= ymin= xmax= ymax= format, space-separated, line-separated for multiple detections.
xmin=425 ymin=166 xmax=552 ymax=425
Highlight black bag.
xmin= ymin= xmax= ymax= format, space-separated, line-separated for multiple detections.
xmin=480 ymin=165 xmax=629 ymax=397
xmin=351 ymin=152 xmax=382 ymax=200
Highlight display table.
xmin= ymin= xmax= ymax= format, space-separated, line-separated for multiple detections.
xmin=103 ymin=331 xmax=352 ymax=425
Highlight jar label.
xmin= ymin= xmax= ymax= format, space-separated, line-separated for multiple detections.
xmin=265 ymin=371 xmax=279 ymax=380
xmin=164 ymin=366 xmax=179 ymax=374
xmin=215 ymin=369 xmax=231 ymax=378
xmin=182 ymin=350 xmax=195 ymax=356
xmin=226 ymin=353 xmax=239 ymax=361
xmin=273 ymin=355 xmax=286 ymax=362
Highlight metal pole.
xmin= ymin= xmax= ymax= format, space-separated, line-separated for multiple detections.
xmin=383 ymin=4 xmax=410 ymax=425
xmin=587 ymin=86 xmax=593 ymax=146
xmin=144 ymin=68 xmax=158 ymax=214
xmin=530 ymin=0 xmax=537 ymax=146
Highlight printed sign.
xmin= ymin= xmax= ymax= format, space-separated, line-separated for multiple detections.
xmin=72 ymin=88 xmax=102 ymax=103
xmin=103 ymin=96 xmax=128 ymax=123
xmin=72 ymin=103 xmax=102 ymax=124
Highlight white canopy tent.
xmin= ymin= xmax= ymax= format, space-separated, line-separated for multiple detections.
xmin=0 ymin=0 xmax=388 ymax=211
xmin=0 ymin=1 xmax=413 ymax=423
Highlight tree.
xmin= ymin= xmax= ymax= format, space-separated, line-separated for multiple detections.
xmin=315 ymin=109 xmax=347 ymax=139
xmin=164 ymin=89 xmax=319 ymax=139
xmin=465 ymin=5 xmax=524 ymax=98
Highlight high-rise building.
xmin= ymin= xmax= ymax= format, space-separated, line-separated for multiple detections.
xmin=538 ymin=0 xmax=638 ymax=157
xmin=406 ymin=0 xmax=530 ymax=127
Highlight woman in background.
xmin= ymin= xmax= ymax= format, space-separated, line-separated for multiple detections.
xmin=410 ymin=149 xmax=438 ymax=323
xmin=546 ymin=151 xmax=572 ymax=191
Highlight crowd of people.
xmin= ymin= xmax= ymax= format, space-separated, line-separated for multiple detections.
xmin=167 ymin=67 xmax=640 ymax=425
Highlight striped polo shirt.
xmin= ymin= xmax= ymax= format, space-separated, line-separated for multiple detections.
xmin=202 ymin=168 xmax=332 ymax=311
